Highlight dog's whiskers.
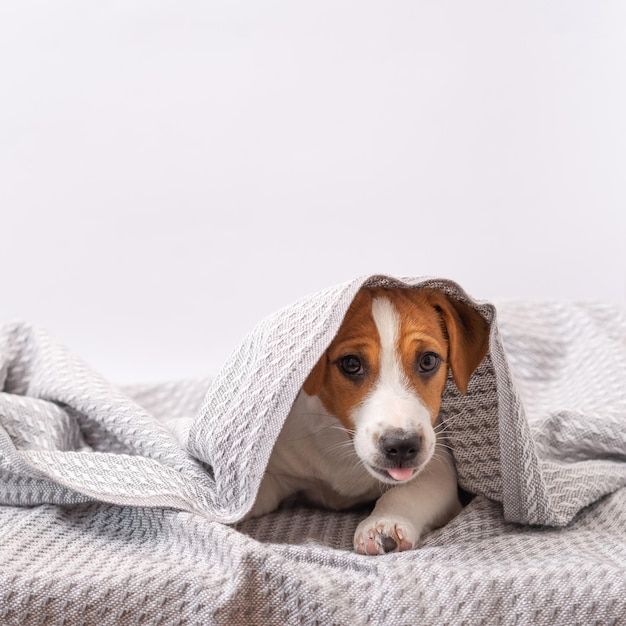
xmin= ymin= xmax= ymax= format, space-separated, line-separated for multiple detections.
xmin=280 ymin=413 xmax=351 ymax=443
xmin=326 ymin=440 xmax=358 ymax=456
xmin=434 ymin=413 xmax=464 ymax=432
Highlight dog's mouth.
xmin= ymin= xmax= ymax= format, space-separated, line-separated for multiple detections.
xmin=385 ymin=467 xmax=416 ymax=481
xmin=369 ymin=465 xmax=417 ymax=482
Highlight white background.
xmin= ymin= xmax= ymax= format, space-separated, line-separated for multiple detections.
xmin=1 ymin=1 xmax=625 ymax=383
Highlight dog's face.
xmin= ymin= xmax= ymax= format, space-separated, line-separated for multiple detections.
xmin=303 ymin=287 xmax=489 ymax=485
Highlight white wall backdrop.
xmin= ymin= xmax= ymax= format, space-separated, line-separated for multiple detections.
xmin=1 ymin=1 xmax=625 ymax=382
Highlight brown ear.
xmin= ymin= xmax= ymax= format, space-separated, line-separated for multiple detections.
xmin=427 ymin=291 xmax=490 ymax=394
xmin=302 ymin=353 xmax=328 ymax=396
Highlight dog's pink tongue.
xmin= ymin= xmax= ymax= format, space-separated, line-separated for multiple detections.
xmin=387 ymin=468 xmax=414 ymax=481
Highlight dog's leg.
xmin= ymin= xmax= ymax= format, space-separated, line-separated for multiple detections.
xmin=353 ymin=446 xmax=462 ymax=555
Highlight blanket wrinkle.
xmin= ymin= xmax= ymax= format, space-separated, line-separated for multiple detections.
xmin=1 ymin=275 xmax=625 ymax=624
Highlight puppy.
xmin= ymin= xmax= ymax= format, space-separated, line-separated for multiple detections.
xmin=248 ymin=287 xmax=490 ymax=555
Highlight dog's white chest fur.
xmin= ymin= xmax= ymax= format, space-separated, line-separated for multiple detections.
xmin=250 ymin=392 xmax=381 ymax=517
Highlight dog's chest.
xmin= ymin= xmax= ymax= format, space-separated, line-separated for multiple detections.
xmin=268 ymin=392 xmax=381 ymax=509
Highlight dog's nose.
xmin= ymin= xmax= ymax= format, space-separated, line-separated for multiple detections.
xmin=379 ymin=432 xmax=421 ymax=464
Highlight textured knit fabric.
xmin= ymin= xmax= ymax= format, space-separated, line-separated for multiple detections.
xmin=1 ymin=274 xmax=625 ymax=625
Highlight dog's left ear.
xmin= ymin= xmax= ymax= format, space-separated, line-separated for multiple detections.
xmin=302 ymin=353 xmax=328 ymax=397
xmin=427 ymin=291 xmax=490 ymax=394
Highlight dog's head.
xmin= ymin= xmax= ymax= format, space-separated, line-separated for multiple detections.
xmin=303 ymin=287 xmax=490 ymax=484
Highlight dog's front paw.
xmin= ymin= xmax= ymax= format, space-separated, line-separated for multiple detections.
xmin=353 ymin=516 xmax=418 ymax=555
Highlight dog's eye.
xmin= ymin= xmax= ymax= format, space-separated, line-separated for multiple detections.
xmin=339 ymin=355 xmax=364 ymax=376
xmin=417 ymin=352 xmax=441 ymax=373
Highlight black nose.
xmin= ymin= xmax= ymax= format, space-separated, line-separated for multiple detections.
xmin=379 ymin=432 xmax=421 ymax=464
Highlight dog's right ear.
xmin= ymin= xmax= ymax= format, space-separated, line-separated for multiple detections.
xmin=302 ymin=353 xmax=328 ymax=396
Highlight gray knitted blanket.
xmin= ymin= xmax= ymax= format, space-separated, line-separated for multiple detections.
xmin=1 ymin=275 xmax=625 ymax=625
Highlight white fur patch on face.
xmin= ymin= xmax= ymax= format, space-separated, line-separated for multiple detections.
xmin=352 ymin=297 xmax=436 ymax=483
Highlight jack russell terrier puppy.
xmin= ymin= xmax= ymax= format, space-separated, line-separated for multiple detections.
xmin=248 ymin=286 xmax=490 ymax=555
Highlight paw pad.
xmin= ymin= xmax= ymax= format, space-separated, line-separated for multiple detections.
xmin=354 ymin=522 xmax=414 ymax=555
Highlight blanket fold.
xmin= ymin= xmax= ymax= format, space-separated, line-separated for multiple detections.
xmin=0 ymin=322 xmax=213 ymax=515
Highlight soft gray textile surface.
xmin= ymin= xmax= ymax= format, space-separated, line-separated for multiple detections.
xmin=1 ymin=275 xmax=625 ymax=625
